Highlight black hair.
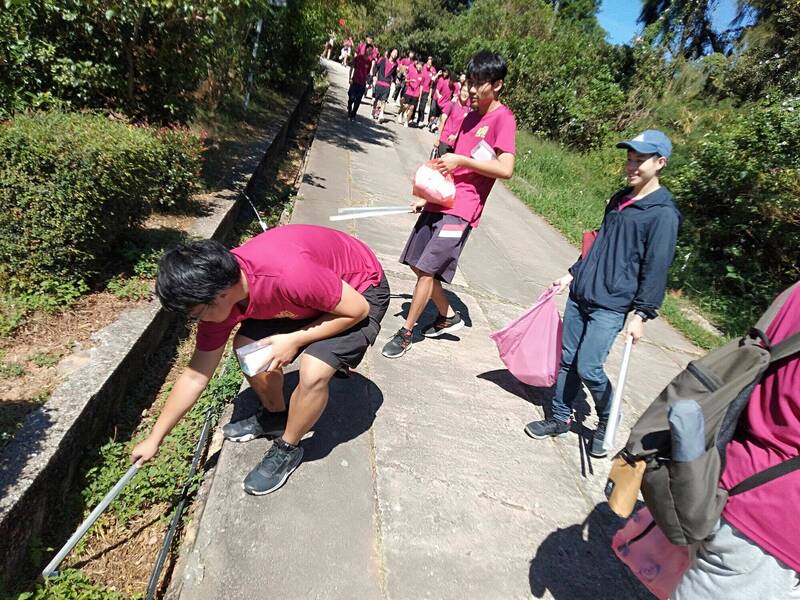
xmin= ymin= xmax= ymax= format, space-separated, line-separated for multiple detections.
xmin=466 ymin=50 xmax=507 ymax=83
xmin=155 ymin=239 xmax=240 ymax=314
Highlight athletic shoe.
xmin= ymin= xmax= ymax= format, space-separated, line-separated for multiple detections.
xmin=422 ymin=311 xmax=465 ymax=338
xmin=382 ymin=327 xmax=413 ymax=358
xmin=524 ymin=418 xmax=570 ymax=439
xmin=243 ymin=438 xmax=304 ymax=495
xmin=223 ymin=409 xmax=288 ymax=443
xmin=588 ymin=413 xmax=621 ymax=458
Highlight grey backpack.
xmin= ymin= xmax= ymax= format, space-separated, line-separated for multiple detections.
xmin=623 ymin=283 xmax=800 ymax=545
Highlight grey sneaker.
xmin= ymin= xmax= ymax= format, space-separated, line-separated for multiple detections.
xmin=223 ymin=409 xmax=287 ymax=443
xmin=382 ymin=327 xmax=413 ymax=358
xmin=524 ymin=418 xmax=570 ymax=439
xmin=589 ymin=413 xmax=622 ymax=459
xmin=422 ymin=311 xmax=465 ymax=338
xmin=243 ymin=438 xmax=304 ymax=496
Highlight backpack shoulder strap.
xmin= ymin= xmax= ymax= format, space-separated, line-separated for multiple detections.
xmin=770 ymin=331 xmax=800 ymax=364
xmin=755 ymin=283 xmax=800 ymax=332
xmin=729 ymin=455 xmax=800 ymax=496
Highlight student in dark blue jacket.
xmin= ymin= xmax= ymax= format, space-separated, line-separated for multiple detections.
xmin=526 ymin=130 xmax=681 ymax=458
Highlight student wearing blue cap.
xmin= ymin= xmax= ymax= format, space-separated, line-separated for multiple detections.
xmin=525 ymin=129 xmax=682 ymax=458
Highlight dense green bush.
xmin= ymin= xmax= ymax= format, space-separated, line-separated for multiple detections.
xmin=0 ymin=0 xmax=331 ymax=121
xmin=665 ymin=97 xmax=800 ymax=330
xmin=0 ymin=111 xmax=202 ymax=304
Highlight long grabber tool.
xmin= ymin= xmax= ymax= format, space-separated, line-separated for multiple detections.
xmin=41 ymin=463 xmax=141 ymax=578
xmin=240 ymin=189 xmax=268 ymax=232
xmin=330 ymin=205 xmax=413 ymax=221
xmin=602 ymin=335 xmax=634 ymax=455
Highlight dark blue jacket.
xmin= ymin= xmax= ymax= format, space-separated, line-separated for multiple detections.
xmin=569 ymin=186 xmax=681 ymax=319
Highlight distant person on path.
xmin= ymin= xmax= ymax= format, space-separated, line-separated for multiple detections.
xmin=416 ymin=58 xmax=434 ymax=125
xmin=671 ymin=283 xmax=800 ymax=599
xmin=400 ymin=58 xmax=423 ymax=127
xmin=372 ymin=48 xmax=398 ymax=121
xmin=432 ymin=82 xmax=470 ymax=158
xmin=429 ymin=68 xmax=453 ymax=132
xmin=525 ymin=130 xmax=681 ymax=458
xmin=340 ymin=36 xmax=353 ymax=65
xmin=322 ymin=31 xmax=336 ymax=60
xmin=347 ymin=43 xmax=373 ymax=121
xmin=382 ymin=51 xmax=516 ymax=358
xmin=132 ymin=225 xmax=389 ymax=496
xmin=393 ymin=50 xmax=415 ymax=106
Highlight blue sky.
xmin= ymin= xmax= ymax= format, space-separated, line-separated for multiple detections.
xmin=597 ymin=0 xmax=741 ymax=45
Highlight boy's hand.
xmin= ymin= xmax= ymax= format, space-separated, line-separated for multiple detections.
xmin=446 ymin=134 xmax=457 ymax=143
xmin=435 ymin=153 xmax=461 ymax=173
xmin=552 ymin=274 xmax=573 ymax=294
xmin=626 ymin=314 xmax=644 ymax=343
xmin=266 ymin=333 xmax=301 ymax=371
xmin=410 ymin=198 xmax=427 ymax=213
xmin=131 ymin=436 xmax=160 ymax=465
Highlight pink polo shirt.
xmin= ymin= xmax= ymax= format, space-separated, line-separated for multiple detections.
xmin=420 ymin=68 xmax=433 ymax=93
xmin=426 ymin=104 xmax=516 ymax=228
xmin=404 ymin=65 xmax=421 ymax=97
xmin=720 ymin=283 xmax=800 ymax=571
xmin=439 ymin=100 xmax=471 ymax=144
xmin=195 ymin=225 xmax=384 ymax=351
xmin=435 ymin=77 xmax=453 ymax=109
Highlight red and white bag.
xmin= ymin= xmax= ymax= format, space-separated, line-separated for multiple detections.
xmin=412 ymin=161 xmax=455 ymax=208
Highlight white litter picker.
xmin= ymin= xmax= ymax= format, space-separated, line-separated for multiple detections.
xmin=602 ymin=335 xmax=634 ymax=455
xmin=329 ymin=205 xmax=414 ymax=221
xmin=41 ymin=463 xmax=141 ymax=578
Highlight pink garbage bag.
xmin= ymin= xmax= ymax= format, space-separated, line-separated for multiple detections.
xmin=489 ymin=287 xmax=562 ymax=387
xmin=612 ymin=507 xmax=691 ymax=600
xmin=412 ymin=161 xmax=455 ymax=208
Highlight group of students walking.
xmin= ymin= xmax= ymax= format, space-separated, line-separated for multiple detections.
xmin=342 ymin=36 xmax=468 ymax=135
xmin=131 ymin=45 xmax=800 ymax=599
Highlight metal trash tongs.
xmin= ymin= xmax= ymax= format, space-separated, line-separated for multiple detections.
xmin=602 ymin=335 xmax=634 ymax=454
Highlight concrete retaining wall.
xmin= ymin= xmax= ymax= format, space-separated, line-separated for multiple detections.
xmin=0 ymin=80 xmax=312 ymax=588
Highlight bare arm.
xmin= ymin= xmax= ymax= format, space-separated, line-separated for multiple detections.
xmin=267 ymin=281 xmax=370 ymax=370
xmin=438 ymin=152 xmax=515 ymax=180
xmin=131 ymin=343 xmax=225 ymax=462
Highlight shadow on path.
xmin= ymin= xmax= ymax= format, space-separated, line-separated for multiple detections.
xmin=529 ymin=502 xmax=655 ymax=600
xmin=227 ymin=370 xmax=383 ymax=463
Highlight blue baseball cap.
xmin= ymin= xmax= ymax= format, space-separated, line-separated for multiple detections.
xmin=616 ymin=129 xmax=672 ymax=159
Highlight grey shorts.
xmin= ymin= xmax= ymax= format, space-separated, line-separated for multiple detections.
xmin=237 ymin=275 xmax=390 ymax=374
xmin=399 ymin=212 xmax=471 ymax=283
xmin=672 ymin=520 xmax=800 ymax=600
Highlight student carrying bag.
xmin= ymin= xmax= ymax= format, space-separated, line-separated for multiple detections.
xmin=618 ymin=283 xmax=800 ymax=545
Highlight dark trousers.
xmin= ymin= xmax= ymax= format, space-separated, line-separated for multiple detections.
xmin=347 ymin=83 xmax=366 ymax=118
xmin=551 ymin=297 xmax=626 ymax=423
xmin=417 ymin=92 xmax=429 ymax=122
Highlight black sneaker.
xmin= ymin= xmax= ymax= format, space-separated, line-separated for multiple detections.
xmin=422 ymin=312 xmax=465 ymax=338
xmin=524 ymin=418 xmax=570 ymax=439
xmin=243 ymin=438 xmax=304 ymax=496
xmin=223 ymin=409 xmax=288 ymax=443
xmin=589 ymin=414 xmax=622 ymax=459
xmin=382 ymin=327 xmax=413 ymax=358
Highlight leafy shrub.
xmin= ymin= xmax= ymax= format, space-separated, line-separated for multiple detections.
xmin=665 ymin=97 xmax=800 ymax=332
xmin=14 ymin=568 xmax=122 ymax=600
xmin=0 ymin=111 xmax=201 ymax=303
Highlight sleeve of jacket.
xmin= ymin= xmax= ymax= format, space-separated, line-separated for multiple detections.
xmin=633 ymin=208 xmax=680 ymax=319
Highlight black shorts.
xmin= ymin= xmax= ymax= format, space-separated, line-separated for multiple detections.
xmin=237 ymin=275 xmax=390 ymax=374
xmin=399 ymin=213 xmax=471 ymax=283
xmin=348 ymin=83 xmax=366 ymax=100
xmin=373 ymin=84 xmax=390 ymax=102
xmin=430 ymin=102 xmax=443 ymax=119
xmin=403 ymin=94 xmax=419 ymax=106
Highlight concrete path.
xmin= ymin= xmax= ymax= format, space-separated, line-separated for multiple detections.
xmin=174 ymin=61 xmax=702 ymax=599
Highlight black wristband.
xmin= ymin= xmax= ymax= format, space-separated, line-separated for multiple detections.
xmin=633 ymin=310 xmax=649 ymax=322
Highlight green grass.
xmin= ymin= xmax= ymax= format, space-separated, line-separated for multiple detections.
xmin=9 ymin=569 xmax=125 ymax=600
xmin=509 ymin=131 xmax=727 ymax=350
